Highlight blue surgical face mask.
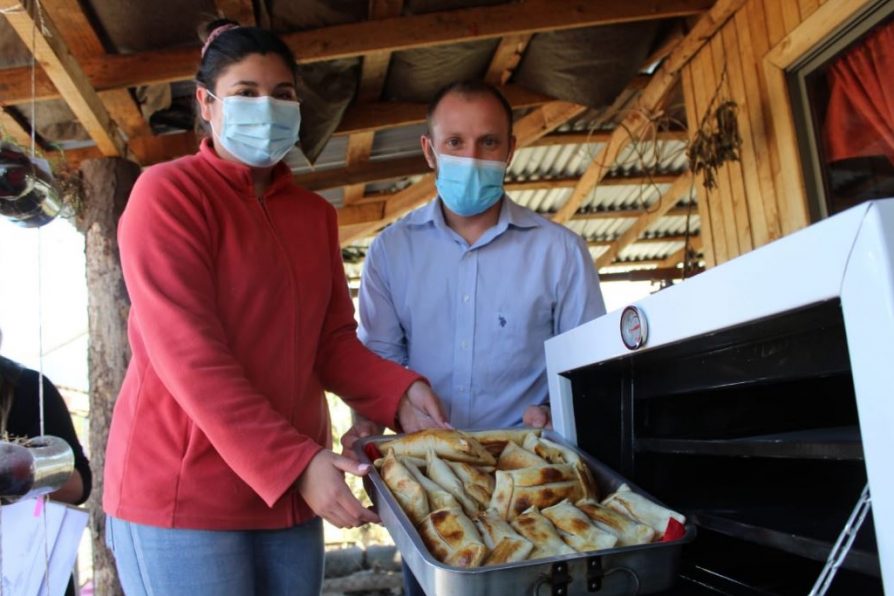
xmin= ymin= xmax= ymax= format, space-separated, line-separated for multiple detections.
xmin=208 ymin=92 xmax=301 ymax=168
xmin=434 ymin=153 xmax=507 ymax=217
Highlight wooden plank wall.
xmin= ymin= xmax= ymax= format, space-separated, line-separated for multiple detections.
xmin=681 ymin=0 xmax=825 ymax=266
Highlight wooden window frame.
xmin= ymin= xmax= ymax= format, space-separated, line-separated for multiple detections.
xmin=763 ymin=0 xmax=887 ymax=231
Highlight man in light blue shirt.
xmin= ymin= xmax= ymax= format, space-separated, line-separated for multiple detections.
xmin=345 ymin=81 xmax=605 ymax=596
xmin=343 ymin=80 xmax=605 ymax=439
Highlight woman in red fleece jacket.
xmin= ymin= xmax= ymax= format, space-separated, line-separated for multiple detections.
xmin=103 ymin=19 xmax=447 ymax=596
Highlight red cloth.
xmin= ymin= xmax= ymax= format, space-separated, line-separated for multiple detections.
xmin=104 ymin=139 xmax=422 ymax=530
xmin=824 ymin=21 xmax=894 ymax=166
xmin=661 ymin=518 xmax=687 ymax=542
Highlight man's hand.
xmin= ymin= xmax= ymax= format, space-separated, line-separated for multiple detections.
xmin=523 ymin=404 xmax=552 ymax=429
xmin=340 ymin=417 xmax=383 ymax=460
xmin=397 ymin=380 xmax=450 ymax=433
xmin=295 ymin=449 xmax=380 ymax=528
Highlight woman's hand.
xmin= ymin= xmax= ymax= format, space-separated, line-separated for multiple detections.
xmin=340 ymin=417 xmax=383 ymax=461
xmin=295 ymin=449 xmax=379 ymax=528
xmin=523 ymin=404 xmax=552 ymax=429
xmin=397 ymin=380 xmax=450 ymax=432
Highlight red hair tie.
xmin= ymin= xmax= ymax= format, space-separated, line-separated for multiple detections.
xmin=201 ymin=24 xmax=240 ymax=57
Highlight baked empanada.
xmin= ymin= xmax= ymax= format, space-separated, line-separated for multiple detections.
xmin=381 ymin=450 xmax=429 ymax=525
xmin=497 ymin=441 xmax=548 ymax=470
xmin=602 ymin=484 xmax=686 ymax=535
xmin=542 ymin=499 xmax=618 ymax=552
xmin=446 ymin=460 xmax=495 ymax=507
xmin=426 ymin=450 xmax=480 ymax=516
xmin=511 ymin=506 xmax=576 ymax=559
xmin=404 ymin=459 xmax=460 ymax=511
xmin=575 ymin=498 xmax=655 ymax=546
xmin=379 ymin=430 xmax=495 ymax=465
xmin=418 ymin=507 xmax=487 ymax=568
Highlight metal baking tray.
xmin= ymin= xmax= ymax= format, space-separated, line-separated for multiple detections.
xmin=356 ymin=429 xmax=695 ymax=595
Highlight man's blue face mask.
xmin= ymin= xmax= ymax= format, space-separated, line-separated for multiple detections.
xmin=208 ymin=92 xmax=301 ymax=168
xmin=434 ymin=153 xmax=508 ymax=217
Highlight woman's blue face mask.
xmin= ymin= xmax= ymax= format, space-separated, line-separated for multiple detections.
xmin=207 ymin=92 xmax=301 ymax=168
xmin=434 ymin=153 xmax=508 ymax=217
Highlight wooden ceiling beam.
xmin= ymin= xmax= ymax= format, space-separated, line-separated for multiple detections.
xmin=552 ymin=0 xmax=748 ymax=224
xmin=0 ymin=0 xmax=712 ymax=104
xmin=334 ymin=84 xmax=553 ymax=136
xmin=0 ymin=107 xmax=34 ymax=147
xmin=296 ymin=154 xmax=426 ymax=192
xmin=39 ymin=0 xmax=153 ymax=143
xmin=342 ymin=0 xmax=406 ymax=204
xmin=657 ymin=234 xmax=703 ymax=268
xmin=506 ymin=173 xmax=679 ymax=192
xmin=4 ymin=2 xmax=125 ymax=157
xmin=484 ymin=34 xmax=532 ymax=86
xmin=595 ymin=173 xmax=694 ymax=268
xmin=35 ymin=0 xmax=156 ymax=164
xmin=571 ymin=205 xmax=692 ymax=221
xmin=338 ymin=100 xmax=587 ymax=244
xmin=529 ymin=128 xmax=688 ymax=147
xmin=214 ymin=0 xmax=256 ymax=26
xmin=588 ymin=233 xmax=698 ymax=248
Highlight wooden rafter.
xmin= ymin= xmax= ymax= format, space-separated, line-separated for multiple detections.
xmin=595 ymin=173 xmax=694 ymax=269
xmin=334 ymin=84 xmax=552 ymax=136
xmin=484 ymin=34 xmax=532 ymax=86
xmin=531 ymin=128 xmax=687 ymax=148
xmin=4 ymin=1 xmax=125 ymax=156
xmin=0 ymin=0 xmax=712 ymax=105
xmin=572 ymin=205 xmax=691 ymax=221
xmin=507 ymin=173 xmax=679 ymax=193
xmin=338 ymin=100 xmax=587 ymax=244
xmin=37 ymin=0 xmax=153 ymax=143
xmin=214 ymin=0 xmax=256 ymax=26
xmin=588 ymin=233 xmax=698 ymax=248
xmin=342 ymin=0 xmax=405 ymax=204
xmin=552 ymin=0 xmax=749 ymax=224
xmin=0 ymin=107 xmax=33 ymax=147
xmin=296 ymin=155 xmax=426 ymax=192
xmin=658 ymin=234 xmax=703 ymax=268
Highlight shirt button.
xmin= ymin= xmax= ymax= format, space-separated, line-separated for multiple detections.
xmin=463 ymin=295 xmax=470 ymax=303
xmin=461 ymin=340 xmax=468 ymax=349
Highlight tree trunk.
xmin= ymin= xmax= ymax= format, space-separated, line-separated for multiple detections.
xmin=77 ymin=157 xmax=140 ymax=596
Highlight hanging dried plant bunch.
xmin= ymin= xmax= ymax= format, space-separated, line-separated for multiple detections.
xmin=687 ymin=100 xmax=742 ymax=190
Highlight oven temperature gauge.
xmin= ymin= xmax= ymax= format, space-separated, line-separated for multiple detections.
xmin=620 ymin=305 xmax=648 ymax=350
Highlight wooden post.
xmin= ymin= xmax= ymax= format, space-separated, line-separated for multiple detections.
xmin=75 ymin=157 xmax=141 ymax=596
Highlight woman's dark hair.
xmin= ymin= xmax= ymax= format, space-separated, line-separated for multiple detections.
xmin=196 ymin=18 xmax=299 ymax=93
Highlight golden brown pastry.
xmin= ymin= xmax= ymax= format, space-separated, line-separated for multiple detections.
xmin=475 ymin=508 xmax=534 ymax=565
xmin=426 ymin=450 xmax=480 ymax=516
xmin=542 ymin=499 xmax=618 ymax=552
xmin=575 ymin=498 xmax=656 ymax=546
xmin=490 ymin=464 xmax=585 ymax=520
xmin=446 ymin=460 xmax=495 ymax=507
xmin=467 ymin=429 xmax=541 ymax=457
xmin=418 ymin=507 xmax=488 ymax=568
xmin=381 ymin=450 xmax=429 ymax=525
xmin=511 ymin=506 xmax=576 ymax=559
xmin=496 ymin=441 xmax=548 ymax=470
xmin=379 ymin=429 xmax=496 ymax=465
xmin=404 ymin=459 xmax=461 ymax=511
xmin=602 ymin=484 xmax=686 ymax=534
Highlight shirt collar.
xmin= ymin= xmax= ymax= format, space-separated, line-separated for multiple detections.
xmin=198 ymin=138 xmax=294 ymax=197
xmin=407 ymin=195 xmax=543 ymax=231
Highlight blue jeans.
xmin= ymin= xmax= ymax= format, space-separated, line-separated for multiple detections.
xmin=106 ymin=515 xmax=324 ymax=596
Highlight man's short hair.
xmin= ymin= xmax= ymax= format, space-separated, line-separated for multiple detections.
xmin=426 ymin=81 xmax=514 ymax=137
